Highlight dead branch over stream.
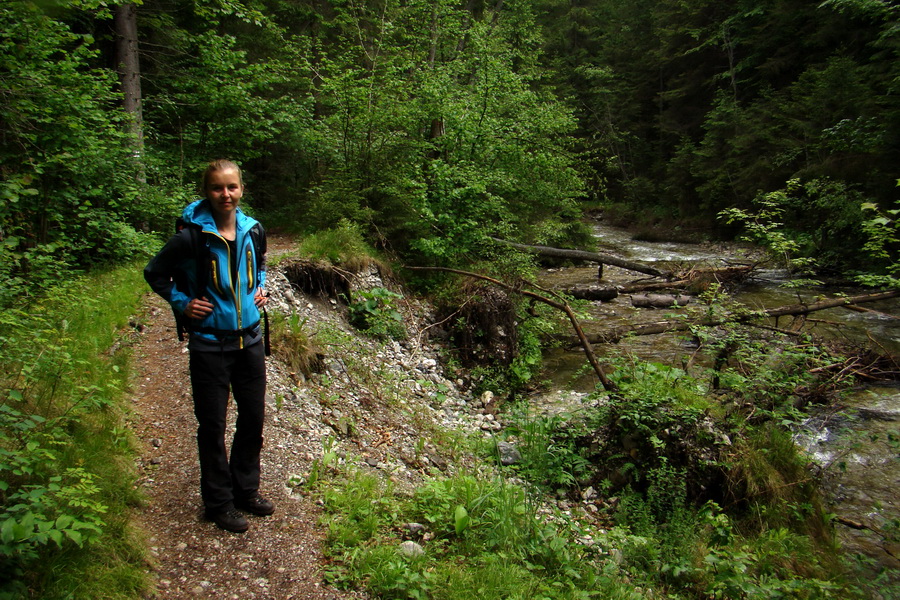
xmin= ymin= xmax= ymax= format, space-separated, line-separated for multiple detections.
xmin=493 ymin=238 xmax=758 ymax=295
xmin=581 ymin=290 xmax=900 ymax=345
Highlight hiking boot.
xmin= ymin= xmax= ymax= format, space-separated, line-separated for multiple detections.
xmin=205 ymin=507 xmax=249 ymax=533
xmin=235 ymin=495 xmax=275 ymax=516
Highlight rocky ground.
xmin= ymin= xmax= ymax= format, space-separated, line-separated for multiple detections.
xmin=129 ymin=234 xmax=504 ymax=599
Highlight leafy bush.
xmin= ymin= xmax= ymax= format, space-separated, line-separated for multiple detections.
xmin=503 ymin=410 xmax=593 ymax=491
xmin=348 ymin=287 xmax=407 ymax=341
xmin=0 ymin=3 xmax=149 ymax=309
xmin=855 ymin=191 xmax=900 ymax=287
xmin=0 ymin=267 xmax=148 ymax=598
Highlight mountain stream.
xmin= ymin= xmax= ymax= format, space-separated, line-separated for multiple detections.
xmin=535 ymin=221 xmax=900 ymax=574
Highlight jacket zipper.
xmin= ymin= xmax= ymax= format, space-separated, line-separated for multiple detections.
xmin=209 ymin=231 xmax=243 ymax=347
xmin=246 ymin=248 xmax=254 ymax=292
xmin=210 ymin=257 xmax=225 ymax=296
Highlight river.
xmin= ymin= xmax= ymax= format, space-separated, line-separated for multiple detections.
xmin=536 ymin=220 xmax=900 ymax=576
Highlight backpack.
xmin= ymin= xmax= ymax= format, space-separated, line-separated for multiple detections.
xmin=172 ymin=217 xmax=270 ymax=355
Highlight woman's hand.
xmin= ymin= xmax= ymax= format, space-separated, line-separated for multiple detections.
xmin=254 ymin=288 xmax=268 ymax=308
xmin=184 ymin=297 xmax=214 ymax=319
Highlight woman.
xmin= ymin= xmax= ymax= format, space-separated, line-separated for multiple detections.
xmin=144 ymin=159 xmax=274 ymax=533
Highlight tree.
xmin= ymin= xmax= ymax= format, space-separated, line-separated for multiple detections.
xmin=0 ymin=1 xmax=145 ymax=305
xmin=115 ymin=2 xmax=144 ymax=182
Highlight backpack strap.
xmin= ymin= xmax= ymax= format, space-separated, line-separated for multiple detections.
xmin=173 ymin=219 xmax=210 ymax=342
xmin=248 ymin=222 xmax=271 ymax=356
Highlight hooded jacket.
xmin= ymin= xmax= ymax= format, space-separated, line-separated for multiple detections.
xmin=144 ymin=198 xmax=266 ymax=348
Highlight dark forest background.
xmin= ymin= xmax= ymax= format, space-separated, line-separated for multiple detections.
xmin=2 ymin=0 xmax=898 ymax=299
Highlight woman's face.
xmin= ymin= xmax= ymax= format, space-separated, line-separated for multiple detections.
xmin=205 ymin=168 xmax=244 ymax=221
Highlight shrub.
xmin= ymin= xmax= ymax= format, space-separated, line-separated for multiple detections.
xmin=347 ymin=287 xmax=407 ymax=341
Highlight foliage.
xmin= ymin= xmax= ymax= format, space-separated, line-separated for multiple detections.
xmin=855 ymin=190 xmax=900 ymax=287
xmin=270 ymin=312 xmax=322 ymax=378
xmin=0 ymin=265 xmax=149 ymax=598
xmin=296 ymin=220 xmax=376 ymax=267
xmin=719 ymin=182 xmax=821 ymax=281
xmin=720 ymin=178 xmax=874 ymax=278
xmin=316 ymin=466 xmax=637 ymax=600
xmin=0 ymin=1 xmax=152 ymax=309
xmin=314 ymin=450 xmax=856 ymax=599
xmin=538 ymin=0 xmax=899 ymax=270
xmin=503 ymin=410 xmax=593 ymax=491
xmin=347 ymin=287 xmax=408 ymax=341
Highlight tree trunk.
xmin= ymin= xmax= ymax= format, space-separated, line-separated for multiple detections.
xmin=114 ymin=3 xmax=145 ymax=182
xmin=630 ymin=293 xmax=692 ymax=308
xmin=562 ymin=285 xmax=620 ymax=301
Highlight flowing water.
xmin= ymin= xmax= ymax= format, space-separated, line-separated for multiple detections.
xmin=536 ymin=221 xmax=900 ymax=573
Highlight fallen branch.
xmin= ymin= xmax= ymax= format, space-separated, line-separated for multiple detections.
xmin=405 ymin=266 xmax=618 ymax=393
xmin=630 ymin=293 xmax=692 ymax=308
xmin=581 ymin=289 xmax=900 ymax=344
xmin=842 ymin=304 xmax=900 ymax=319
xmin=618 ymin=279 xmax=692 ymax=293
xmin=561 ymin=285 xmax=619 ymax=301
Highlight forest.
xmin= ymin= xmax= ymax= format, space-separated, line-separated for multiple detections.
xmin=1 ymin=0 xmax=899 ymax=597
xmin=2 ymin=0 xmax=898 ymax=292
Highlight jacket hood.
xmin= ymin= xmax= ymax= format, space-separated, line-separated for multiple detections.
xmin=181 ymin=198 xmax=259 ymax=233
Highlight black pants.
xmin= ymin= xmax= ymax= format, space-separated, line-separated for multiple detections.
xmin=189 ymin=342 xmax=266 ymax=513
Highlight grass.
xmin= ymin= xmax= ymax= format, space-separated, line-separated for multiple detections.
xmin=0 ymin=263 xmax=151 ymax=599
xmin=296 ymin=219 xmax=381 ymax=271
xmin=303 ymin=320 xmax=891 ymax=600
xmin=314 ymin=466 xmax=637 ymax=600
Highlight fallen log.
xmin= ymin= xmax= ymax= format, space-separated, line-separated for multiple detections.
xmin=619 ymin=279 xmax=692 ymax=293
xmin=491 ymin=237 xmax=670 ymax=279
xmin=631 ymin=293 xmax=692 ymax=308
xmin=580 ymin=289 xmax=900 ymax=344
xmin=842 ymin=304 xmax=900 ymax=319
xmin=561 ymin=285 xmax=619 ymax=302
xmin=678 ymin=264 xmax=756 ymax=284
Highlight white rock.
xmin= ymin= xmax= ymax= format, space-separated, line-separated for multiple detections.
xmin=398 ymin=540 xmax=425 ymax=558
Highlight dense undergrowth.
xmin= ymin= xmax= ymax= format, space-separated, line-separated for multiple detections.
xmin=0 ymin=265 xmax=149 ymax=599
xmin=3 ymin=221 xmax=898 ymax=599
xmin=305 ymin=284 xmax=899 ymax=600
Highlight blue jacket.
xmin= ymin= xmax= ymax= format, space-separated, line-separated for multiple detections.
xmin=144 ymin=199 xmax=267 ymax=347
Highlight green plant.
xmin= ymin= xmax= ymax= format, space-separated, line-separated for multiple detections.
xmin=855 ymin=194 xmax=900 ymax=287
xmin=719 ymin=182 xmax=821 ymax=285
xmin=503 ymin=410 xmax=592 ymax=491
xmin=320 ymin=468 xmax=396 ymax=550
xmin=297 ymin=220 xmax=376 ymax=268
xmin=0 ymin=264 xmax=149 ymax=598
xmin=271 ymin=312 xmax=323 ymax=377
xmin=349 ymin=544 xmax=434 ymax=600
xmin=347 ymin=287 xmax=407 ymax=341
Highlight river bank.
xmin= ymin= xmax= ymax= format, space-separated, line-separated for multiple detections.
xmin=536 ymin=219 xmax=900 ymax=586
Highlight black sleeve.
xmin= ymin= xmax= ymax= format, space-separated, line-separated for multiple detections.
xmin=143 ymin=231 xmax=192 ymax=304
xmin=259 ymin=225 xmax=267 ymax=276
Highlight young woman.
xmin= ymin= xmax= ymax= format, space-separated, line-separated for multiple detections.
xmin=144 ymin=159 xmax=273 ymax=533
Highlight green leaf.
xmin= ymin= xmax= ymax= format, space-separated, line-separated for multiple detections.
xmin=64 ymin=529 xmax=83 ymax=546
xmin=56 ymin=515 xmax=74 ymax=530
xmin=453 ymin=505 xmax=470 ymax=536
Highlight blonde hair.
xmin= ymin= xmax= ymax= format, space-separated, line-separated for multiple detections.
xmin=201 ymin=159 xmax=243 ymax=192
